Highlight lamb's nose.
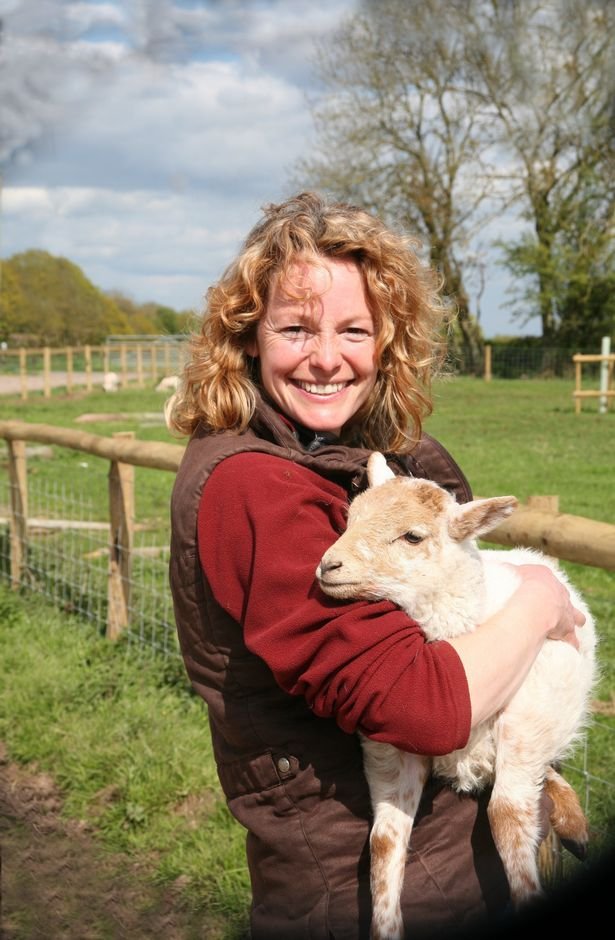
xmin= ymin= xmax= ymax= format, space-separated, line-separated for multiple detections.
xmin=317 ymin=558 xmax=343 ymax=578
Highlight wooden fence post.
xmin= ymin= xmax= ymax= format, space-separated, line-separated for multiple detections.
xmin=151 ymin=345 xmax=158 ymax=383
xmin=43 ymin=347 xmax=52 ymax=398
xmin=136 ymin=345 xmax=144 ymax=388
xmin=484 ymin=344 xmax=492 ymax=382
xmin=107 ymin=431 xmax=135 ymax=640
xmin=120 ymin=344 xmax=128 ymax=388
xmin=7 ymin=439 xmax=28 ymax=589
xmin=84 ymin=345 xmax=93 ymax=392
xmin=66 ymin=346 xmax=74 ymax=394
xmin=599 ymin=336 xmax=611 ymax=414
xmin=574 ymin=355 xmax=582 ymax=414
xmin=19 ymin=349 xmax=28 ymax=401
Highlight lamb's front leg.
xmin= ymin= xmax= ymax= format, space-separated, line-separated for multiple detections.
xmin=361 ymin=740 xmax=430 ymax=940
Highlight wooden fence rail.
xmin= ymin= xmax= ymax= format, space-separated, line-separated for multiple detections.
xmin=1 ymin=419 xmax=615 ymax=640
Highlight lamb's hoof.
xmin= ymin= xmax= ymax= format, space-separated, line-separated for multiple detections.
xmin=560 ymin=835 xmax=588 ymax=861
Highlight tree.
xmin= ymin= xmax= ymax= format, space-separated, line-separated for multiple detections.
xmin=105 ymin=293 xmax=192 ymax=336
xmin=155 ymin=305 xmax=183 ymax=334
xmin=298 ymin=0 xmax=615 ymax=348
xmin=461 ymin=0 xmax=615 ymax=343
xmin=0 ymin=250 xmax=130 ymax=344
xmin=298 ymin=0 xmax=498 ymax=366
xmin=500 ymin=189 xmax=615 ymax=347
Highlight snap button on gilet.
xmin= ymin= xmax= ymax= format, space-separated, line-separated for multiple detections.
xmin=276 ymin=756 xmax=291 ymax=774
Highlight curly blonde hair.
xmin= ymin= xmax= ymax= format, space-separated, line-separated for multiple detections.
xmin=169 ymin=192 xmax=451 ymax=451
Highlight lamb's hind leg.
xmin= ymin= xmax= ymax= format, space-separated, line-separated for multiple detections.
xmin=488 ymin=774 xmax=544 ymax=906
xmin=364 ymin=748 xmax=429 ymax=940
xmin=487 ymin=733 xmax=545 ymax=910
xmin=544 ymin=766 xmax=589 ymax=859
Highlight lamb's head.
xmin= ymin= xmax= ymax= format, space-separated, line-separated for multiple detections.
xmin=316 ymin=453 xmax=518 ymax=613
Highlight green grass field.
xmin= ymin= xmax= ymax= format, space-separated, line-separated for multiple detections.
xmin=0 ymin=376 xmax=613 ymax=934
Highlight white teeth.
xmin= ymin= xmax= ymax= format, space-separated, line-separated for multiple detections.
xmin=298 ymin=381 xmax=347 ymax=395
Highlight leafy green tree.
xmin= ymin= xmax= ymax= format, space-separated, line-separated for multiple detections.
xmin=465 ymin=0 xmax=615 ymax=342
xmin=105 ymin=294 xmax=190 ymax=336
xmin=0 ymin=250 xmax=131 ymax=344
xmin=500 ymin=195 xmax=615 ymax=348
xmin=155 ymin=305 xmax=183 ymax=334
xmin=298 ymin=0 xmax=487 ymax=366
xmin=298 ymin=0 xmax=614 ymax=348
xmin=0 ymin=261 xmax=25 ymax=341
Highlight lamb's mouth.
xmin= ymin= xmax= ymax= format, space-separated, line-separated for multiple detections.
xmin=317 ymin=578 xmax=362 ymax=595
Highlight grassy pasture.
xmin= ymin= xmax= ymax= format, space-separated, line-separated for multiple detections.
xmin=0 ymin=376 xmax=613 ymax=934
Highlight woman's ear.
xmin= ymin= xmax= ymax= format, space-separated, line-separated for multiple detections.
xmin=245 ymin=333 xmax=259 ymax=357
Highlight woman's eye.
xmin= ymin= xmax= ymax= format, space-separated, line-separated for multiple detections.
xmin=345 ymin=327 xmax=369 ymax=338
xmin=281 ymin=325 xmax=306 ymax=337
xmin=403 ymin=532 xmax=423 ymax=545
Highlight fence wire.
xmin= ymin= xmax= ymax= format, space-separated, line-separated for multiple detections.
xmin=450 ymin=344 xmax=610 ymax=380
xmin=0 ymin=475 xmax=177 ymax=659
xmin=1 ymin=470 xmax=613 ymax=862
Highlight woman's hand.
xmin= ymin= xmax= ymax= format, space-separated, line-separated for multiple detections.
xmin=449 ymin=559 xmax=586 ymax=727
xmin=511 ymin=562 xmax=585 ymax=651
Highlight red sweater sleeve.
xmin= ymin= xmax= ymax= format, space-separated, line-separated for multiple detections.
xmin=197 ymin=452 xmax=471 ymax=756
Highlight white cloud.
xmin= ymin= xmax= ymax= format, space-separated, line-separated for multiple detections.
xmin=66 ymin=2 xmax=128 ymax=32
xmin=0 ymin=0 xmax=533 ymax=335
xmin=0 ymin=0 xmax=343 ymax=317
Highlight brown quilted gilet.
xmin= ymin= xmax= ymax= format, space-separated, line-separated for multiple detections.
xmin=169 ymin=397 xmax=509 ymax=939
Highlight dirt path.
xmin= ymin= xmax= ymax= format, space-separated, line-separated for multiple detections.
xmin=0 ymin=744 xmax=223 ymax=939
xmin=0 ymin=372 xmax=113 ymax=397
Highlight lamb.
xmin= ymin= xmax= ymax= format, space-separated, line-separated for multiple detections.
xmin=316 ymin=452 xmax=597 ymax=940
xmin=102 ymin=370 xmax=120 ymax=392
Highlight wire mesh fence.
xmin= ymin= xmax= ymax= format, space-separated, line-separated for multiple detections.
xmin=451 ymin=344 xmax=607 ymax=380
xmin=0 ymin=475 xmax=178 ymax=660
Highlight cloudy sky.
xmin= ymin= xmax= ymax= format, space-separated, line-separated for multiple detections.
xmin=0 ymin=0 xmax=536 ymax=337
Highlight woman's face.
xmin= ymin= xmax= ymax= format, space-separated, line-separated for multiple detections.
xmin=247 ymin=257 xmax=378 ymax=434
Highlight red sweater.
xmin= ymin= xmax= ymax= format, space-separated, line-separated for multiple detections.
xmin=198 ymin=452 xmax=471 ymax=756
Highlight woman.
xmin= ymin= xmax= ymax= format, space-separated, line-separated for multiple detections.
xmin=168 ymin=192 xmax=582 ymax=939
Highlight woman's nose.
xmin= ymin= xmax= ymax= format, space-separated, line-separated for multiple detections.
xmin=309 ymin=333 xmax=342 ymax=371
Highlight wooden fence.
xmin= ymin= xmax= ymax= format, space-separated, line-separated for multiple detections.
xmin=1 ymin=420 xmax=615 ymax=641
xmin=3 ymin=343 xmax=613 ymax=403
xmin=1 ymin=421 xmax=182 ymax=640
xmin=0 ymin=342 xmax=186 ymax=399
xmin=573 ymin=351 xmax=615 ymax=414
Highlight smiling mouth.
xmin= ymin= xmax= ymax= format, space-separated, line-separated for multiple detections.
xmin=295 ymin=380 xmax=351 ymax=395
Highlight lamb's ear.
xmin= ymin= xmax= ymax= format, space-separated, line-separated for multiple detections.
xmin=448 ymin=496 xmax=518 ymax=541
xmin=367 ymin=452 xmax=395 ymax=488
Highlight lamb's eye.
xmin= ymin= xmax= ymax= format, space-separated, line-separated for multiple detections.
xmin=403 ymin=532 xmax=423 ymax=545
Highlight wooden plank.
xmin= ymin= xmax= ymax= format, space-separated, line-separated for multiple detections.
xmin=7 ymin=440 xmax=28 ymax=589
xmin=482 ymin=504 xmax=615 ymax=571
xmin=0 ymin=420 xmax=184 ymax=471
xmin=107 ymin=432 xmax=135 ymax=641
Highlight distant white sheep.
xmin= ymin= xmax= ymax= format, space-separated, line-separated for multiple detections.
xmin=155 ymin=374 xmax=180 ymax=392
xmin=316 ymin=453 xmax=597 ymax=940
xmin=102 ymin=371 xmax=119 ymax=392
